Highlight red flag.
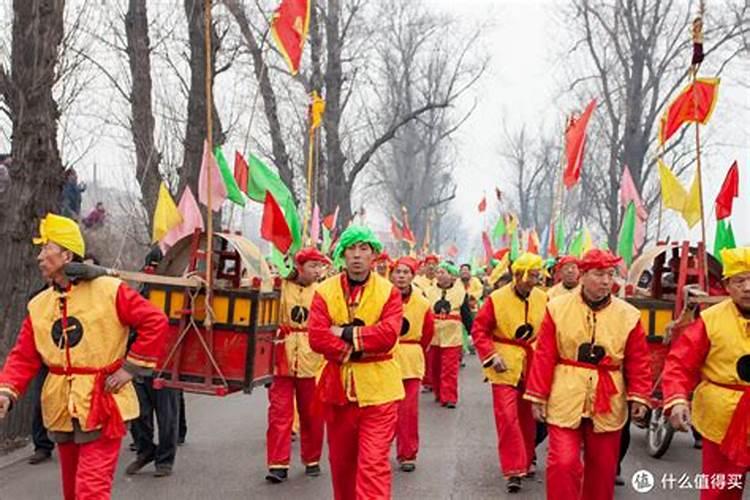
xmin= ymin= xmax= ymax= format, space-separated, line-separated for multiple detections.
xmin=527 ymin=230 xmax=540 ymax=254
xmin=446 ymin=244 xmax=459 ymax=258
xmin=390 ymin=216 xmax=404 ymax=241
xmin=482 ymin=231 xmax=494 ymax=263
xmin=548 ymin=224 xmax=558 ymax=258
xmin=659 ymin=78 xmax=719 ymax=144
xmin=261 ymin=192 xmax=293 ymax=253
xmin=478 ymin=196 xmax=487 ymax=213
xmin=402 ymin=208 xmax=416 ymax=245
xmin=322 ymin=206 xmax=339 ymax=231
xmin=271 ymin=0 xmax=311 ymax=74
xmin=715 ymin=161 xmax=739 ymax=220
xmin=563 ymin=99 xmax=597 ymax=189
xmin=233 ymin=151 xmax=249 ymax=195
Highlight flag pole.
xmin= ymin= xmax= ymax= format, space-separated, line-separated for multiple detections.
xmin=204 ymin=0 xmax=215 ymax=325
xmin=303 ymin=93 xmax=317 ymax=244
xmin=691 ymin=1 xmax=709 ymax=289
xmin=550 ymin=121 xmax=568 ymax=252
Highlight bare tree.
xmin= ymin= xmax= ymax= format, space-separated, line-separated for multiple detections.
xmin=125 ymin=0 xmax=162 ymax=222
xmin=179 ymin=0 xmax=227 ymax=197
xmin=0 ymin=0 xmax=66 ymax=439
xmin=366 ymin=0 xmax=484 ymax=246
xmin=565 ymin=0 xmax=750 ymax=249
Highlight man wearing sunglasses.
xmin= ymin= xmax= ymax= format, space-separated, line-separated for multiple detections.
xmin=471 ymin=252 xmax=548 ymax=493
xmin=524 ymin=249 xmax=651 ymax=500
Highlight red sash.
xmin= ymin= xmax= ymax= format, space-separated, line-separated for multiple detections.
xmin=47 ymin=359 xmax=126 ymax=439
xmin=558 ymin=357 xmax=621 ymax=415
xmin=706 ymin=379 xmax=750 ymax=467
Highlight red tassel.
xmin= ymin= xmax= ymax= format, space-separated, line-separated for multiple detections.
xmin=720 ymin=389 xmax=750 ymax=468
xmin=593 ymin=357 xmax=619 ymax=415
xmin=86 ymin=364 xmax=126 ymax=439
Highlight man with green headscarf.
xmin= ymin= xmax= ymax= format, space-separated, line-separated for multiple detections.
xmin=308 ymin=225 xmax=405 ymax=500
xmin=424 ymin=261 xmax=473 ymax=408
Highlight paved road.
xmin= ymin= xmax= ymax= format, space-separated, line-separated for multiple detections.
xmin=0 ymin=360 xmax=722 ymax=499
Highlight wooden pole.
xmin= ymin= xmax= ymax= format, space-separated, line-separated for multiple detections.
xmin=204 ymin=0 xmax=214 ymax=324
xmin=549 ymin=122 xmax=569 ymax=253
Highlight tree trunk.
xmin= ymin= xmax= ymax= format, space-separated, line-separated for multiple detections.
xmin=125 ymin=0 xmax=162 ymax=224
xmin=179 ymin=0 xmax=225 ymax=199
xmin=0 ymin=0 xmax=66 ymax=440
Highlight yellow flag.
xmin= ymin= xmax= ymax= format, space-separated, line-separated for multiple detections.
xmin=658 ymin=160 xmax=688 ymax=211
xmin=582 ymin=225 xmax=593 ymax=253
xmin=682 ymin=174 xmax=702 ymax=229
xmin=658 ymin=159 xmax=701 ymax=229
xmin=310 ymin=91 xmax=325 ymax=130
xmin=153 ymin=182 xmax=183 ymax=242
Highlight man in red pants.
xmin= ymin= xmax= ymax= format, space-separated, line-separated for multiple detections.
xmin=663 ymin=247 xmax=750 ymax=500
xmin=426 ymin=261 xmax=473 ymax=408
xmin=390 ymin=256 xmax=434 ymax=472
xmin=414 ymin=255 xmax=438 ymax=393
xmin=524 ymin=249 xmax=651 ymax=500
xmin=308 ymin=226 xmax=404 ymax=500
xmin=265 ymin=247 xmax=330 ymax=483
xmin=471 ymin=253 xmax=547 ymax=493
xmin=0 ymin=213 xmax=168 ymax=500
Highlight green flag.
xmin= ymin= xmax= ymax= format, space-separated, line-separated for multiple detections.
xmin=321 ymin=226 xmax=332 ymax=254
xmin=568 ymin=228 xmax=584 ymax=257
xmin=555 ymin=218 xmax=565 ymax=255
xmin=714 ymin=219 xmax=736 ymax=264
xmin=246 ymin=152 xmax=302 ymax=254
xmin=492 ymin=216 xmax=506 ymax=243
xmin=617 ymin=201 xmax=636 ymax=266
xmin=268 ymin=247 xmax=292 ymax=278
xmin=214 ymin=147 xmax=245 ymax=206
xmin=510 ymin=229 xmax=520 ymax=260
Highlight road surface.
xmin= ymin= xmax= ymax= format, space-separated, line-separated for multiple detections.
xmin=0 ymin=360 xmax=718 ymax=499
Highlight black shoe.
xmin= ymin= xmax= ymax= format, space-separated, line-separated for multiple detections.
xmin=129 ymin=442 xmax=137 ymax=452
xmin=177 ymin=437 xmax=186 ymax=446
xmin=400 ymin=462 xmax=416 ymax=472
xmin=615 ymin=475 xmax=625 ymax=486
xmin=421 ymin=386 xmax=432 ymax=393
xmin=694 ymin=437 xmax=703 ymax=449
xmin=125 ymin=454 xmax=155 ymax=475
xmin=154 ymin=466 xmax=173 ymax=478
xmin=444 ymin=402 xmax=456 ymax=409
xmin=305 ymin=464 xmax=321 ymax=477
xmin=28 ymin=450 xmax=51 ymax=465
xmin=506 ymin=476 xmax=522 ymax=493
xmin=265 ymin=468 xmax=288 ymax=483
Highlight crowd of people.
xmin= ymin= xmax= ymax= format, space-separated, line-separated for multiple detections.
xmin=0 ymin=215 xmax=749 ymax=500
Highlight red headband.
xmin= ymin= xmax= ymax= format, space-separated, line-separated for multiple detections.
xmin=295 ymin=247 xmax=330 ymax=268
xmin=374 ymin=251 xmax=392 ymax=264
xmin=392 ymin=256 xmax=419 ymax=275
xmin=557 ymin=255 xmax=579 ymax=268
xmin=422 ymin=254 xmax=439 ymax=265
xmin=578 ymin=249 xmax=621 ymax=272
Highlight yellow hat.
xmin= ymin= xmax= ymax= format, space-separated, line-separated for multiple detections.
xmin=511 ymin=252 xmax=544 ymax=282
xmin=721 ymin=247 xmax=750 ymax=279
xmin=488 ymin=254 xmax=510 ymax=286
xmin=33 ymin=213 xmax=85 ymax=257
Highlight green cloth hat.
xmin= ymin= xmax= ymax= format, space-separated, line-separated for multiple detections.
xmin=332 ymin=225 xmax=383 ymax=268
xmin=439 ymin=261 xmax=460 ymax=277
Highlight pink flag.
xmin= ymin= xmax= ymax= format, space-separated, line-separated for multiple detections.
xmin=310 ymin=203 xmax=320 ymax=244
xmin=619 ymin=165 xmax=648 ymax=251
xmin=160 ymin=187 xmax=205 ymax=251
xmin=198 ymin=140 xmax=227 ymax=212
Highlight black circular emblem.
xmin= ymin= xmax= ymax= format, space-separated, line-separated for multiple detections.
xmin=736 ymin=355 xmax=750 ymax=382
xmin=434 ymin=299 xmax=451 ymax=315
xmin=514 ymin=323 xmax=534 ymax=341
xmin=51 ymin=317 xmax=84 ymax=349
xmin=400 ymin=318 xmax=411 ymax=336
xmin=291 ymin=305 xmax=309 ymax=324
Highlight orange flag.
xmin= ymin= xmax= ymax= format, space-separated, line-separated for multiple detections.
xmin=659 ymin=78 xmax=719 ymax=144
xmin=478 ymin=196 xmax=487 ymax=213
xmin=271 ymin=0 xmax=311 ymax=74
xmin=563 ymin=99 xmax=597 ymax=189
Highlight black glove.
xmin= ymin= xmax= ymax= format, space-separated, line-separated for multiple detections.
xmin=64 ymin=262 xmax=110 ymax=282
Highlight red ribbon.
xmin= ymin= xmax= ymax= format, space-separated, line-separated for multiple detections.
xmin=48 ymin=360 xmax=126 ymax=439
xmin=559 ymin=356 xmax=620 ymax=415
xmin=707 ymin=380 xmax=750 ymax=467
